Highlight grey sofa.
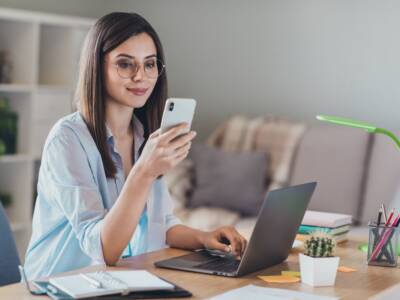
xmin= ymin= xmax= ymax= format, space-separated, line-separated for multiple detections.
xmin=166 ymin=121 xmax=400 ymax=239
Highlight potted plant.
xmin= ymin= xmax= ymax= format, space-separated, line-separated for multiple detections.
xmin=299 ymin=232 xmax=340 ymax=287
xmin=0 ymin=192 xmax=12 ymax=215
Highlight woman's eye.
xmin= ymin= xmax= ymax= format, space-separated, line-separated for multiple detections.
xmin=144 ymin=61 xmax=156 ymax=69
xmin=117 ymin=61 xmax=133 ymax=69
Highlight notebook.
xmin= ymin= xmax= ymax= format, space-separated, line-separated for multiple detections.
xmin=49 ymin=270 xmax=174 ymax=299
xmin=301 ymin=210 xmax=352 ymax=228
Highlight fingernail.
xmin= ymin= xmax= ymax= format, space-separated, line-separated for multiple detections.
xmin=225 ymin=246 xmax=230 ymax=252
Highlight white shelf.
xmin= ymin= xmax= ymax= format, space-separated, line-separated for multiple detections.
xmin=0 ymin=84 xmax=34 ymax=93
xmin=0 ymin=154 xmax=33 ymax=163
xmin=0 ymin=7 xmax=94 ymax=257
xmin=38 ymin=84 xmax=72 ymax=93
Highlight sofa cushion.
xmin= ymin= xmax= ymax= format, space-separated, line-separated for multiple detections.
xmin=361 ymin=132 xmax=400 ymax=224
xmin=289 ymin=125 xmax=370 ymax=221
xmin=188 ymin=143 xmax=268 ymax=216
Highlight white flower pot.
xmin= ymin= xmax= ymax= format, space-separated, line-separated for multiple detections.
xmin=299 ymin=253 xmax=340 ymax=287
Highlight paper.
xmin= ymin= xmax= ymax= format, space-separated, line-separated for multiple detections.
xmin=281 ymin=271 xmax=301 ymax=277
xmin=292 ymin=240 xmax=303 ymax=249
xmin=258 ymin=275 xmax=300 ymax=283
xmin=209 ymin=285 xmax=340 ymax=300
xmin=338 ymin=266 xmax=356 ymax=273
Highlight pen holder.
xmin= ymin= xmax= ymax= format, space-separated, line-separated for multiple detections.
xmin=367 ymin=223 xmax=400 ymax=267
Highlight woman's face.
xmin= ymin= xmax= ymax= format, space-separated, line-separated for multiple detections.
xmin=104 ymin=32 xmax=159 ymax=109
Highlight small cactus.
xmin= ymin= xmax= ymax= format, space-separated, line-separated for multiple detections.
xmin=304 ymin=232 xmax=335 ymax=257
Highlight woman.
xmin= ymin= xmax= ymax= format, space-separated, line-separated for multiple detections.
xmin=24 ymin=12 xmax=246 ymax=280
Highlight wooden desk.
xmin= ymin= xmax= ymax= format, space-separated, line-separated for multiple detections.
xmin=1 ymin=239 xmax=400 ymax=299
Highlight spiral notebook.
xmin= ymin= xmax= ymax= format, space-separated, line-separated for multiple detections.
xmin=49 ymin=270 xmax=174 ymax=299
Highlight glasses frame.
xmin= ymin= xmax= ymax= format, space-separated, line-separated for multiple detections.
xmin=110 ymin=57 xmax=166 ymax=80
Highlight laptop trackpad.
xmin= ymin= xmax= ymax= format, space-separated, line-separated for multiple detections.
xmin=167 ymin=251 xmax=218 ymax=268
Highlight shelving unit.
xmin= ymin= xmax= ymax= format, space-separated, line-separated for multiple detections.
xmin=0 ymin=7 xmax=94 ymax=261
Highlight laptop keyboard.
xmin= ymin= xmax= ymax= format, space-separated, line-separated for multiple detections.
xmin=196 ymin=257 xmax=240 ymax=273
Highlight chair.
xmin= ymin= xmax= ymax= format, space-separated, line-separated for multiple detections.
xmin=0 ymin=202 xmax=21 ymax=286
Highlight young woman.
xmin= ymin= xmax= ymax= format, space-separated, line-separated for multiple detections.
xmin=24 ymin=12 xmax=246 ymax=280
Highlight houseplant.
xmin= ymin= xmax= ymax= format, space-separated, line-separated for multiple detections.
xmin=299 ymin=232 xmax=340 ymax=287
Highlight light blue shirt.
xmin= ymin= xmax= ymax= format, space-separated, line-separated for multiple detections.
xmin=24 ymin=112 xmax=181 ymax=280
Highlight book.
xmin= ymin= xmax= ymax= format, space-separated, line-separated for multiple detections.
xmin=302 ymin=210 xmax=352 ymax=228
xmin=49 ymin=270 xmax=174 ymax=299
xmin=298 ymin=224 xmax=350 ymax=235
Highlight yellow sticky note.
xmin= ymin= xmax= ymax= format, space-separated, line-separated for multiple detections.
xmin=281 ymin=271 xmax=301 ymax=277
xmin=258 ymin=275 xmax=300 ymax=283
xmin=338 ymin=266 xmax=357 ymax=273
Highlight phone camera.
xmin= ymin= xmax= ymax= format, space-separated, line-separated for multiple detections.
xmin=169 ymin=102 xmax=174 ymax=111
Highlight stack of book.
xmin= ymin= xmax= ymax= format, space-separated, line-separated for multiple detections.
xmin=297 ymin=210 xmax=353 ymax=243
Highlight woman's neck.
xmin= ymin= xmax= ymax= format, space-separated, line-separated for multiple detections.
xmin=105 ymin=100 xmax=134 ymax=139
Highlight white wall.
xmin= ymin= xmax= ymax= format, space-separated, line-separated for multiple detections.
xmin=130 ymin=0 xmax=400 ymax=140
xmin=2 ymin=0 xmax=400 ymax=140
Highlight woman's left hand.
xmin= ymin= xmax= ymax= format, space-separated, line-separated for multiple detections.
xmin=199 ymin=226 xmax=247 ymax=259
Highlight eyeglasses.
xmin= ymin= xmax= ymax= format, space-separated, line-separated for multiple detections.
xmin=111 ymin=57 xmax=165 ymax=79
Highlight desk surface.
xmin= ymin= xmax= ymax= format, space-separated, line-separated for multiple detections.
xmin=1 ymin=239 xmax=400 ymax=299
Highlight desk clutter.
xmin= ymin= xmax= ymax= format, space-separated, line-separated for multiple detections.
xmin=367 ymin=204 xmax=400 ymax=267
xmin=297 ymin=210 xmax=352 ymax=244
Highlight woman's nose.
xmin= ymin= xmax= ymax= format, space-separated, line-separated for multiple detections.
xmin=132 ymin=66 xmax=144 ymax=82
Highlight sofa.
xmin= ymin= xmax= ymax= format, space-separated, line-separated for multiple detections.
xmin=164 ymin=115 xmax=400 ymax=239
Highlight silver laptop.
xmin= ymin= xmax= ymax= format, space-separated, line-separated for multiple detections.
xmin=155 ymin=182 xmax=316 ymax=277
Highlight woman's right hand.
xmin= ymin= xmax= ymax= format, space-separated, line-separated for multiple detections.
xmin=134 ymin=123 xmax=197 ymax=181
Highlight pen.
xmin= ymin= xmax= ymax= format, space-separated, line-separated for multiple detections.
xmin=80 ymin=273 xmax=103 ymax=289
xmin=381 ymin=204 xmax=387 ymax=223
xmin=377 ymin=208 xmax=382 ymax=225
xmin=369 ymin=213 xmax=400 ymax=261
xmin=385 ymin=209 xmax=395 ymax=226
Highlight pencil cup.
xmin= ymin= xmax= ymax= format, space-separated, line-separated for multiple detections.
xmin=367 ymin=223 xmax=400 ymax=267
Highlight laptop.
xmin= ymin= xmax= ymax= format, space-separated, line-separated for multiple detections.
xmin=155 ymin=182 xmax=317 ymax=277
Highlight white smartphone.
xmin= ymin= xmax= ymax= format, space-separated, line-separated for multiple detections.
xmin=160 ymin=98 xmax=197 ymax=135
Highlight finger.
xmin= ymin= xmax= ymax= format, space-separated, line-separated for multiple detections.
xmin=159 ymin=123 xmax=189 ymax=144
xmin=230 ymin=228 xmax=246 ymax=255
xmin=219 ymin=229 xmax=240 ymax=255
xmin=171 ymin=143 xmax=191 ymax=158
xmin=238 ymin=236 xmax=247 ymax=256
xmin=230 ymin=230 xmax=245 ymax=256
xmin=149 ymin=128 xmax=161 ymax=138
xmin=173 ymin=141 xmax=191 ymax=155
xmin=171 ymin=150 xmax=189 ymax=165
xmin=206 ymin=237 xmax=231 ymax=253
xmin=169 ymin=131 xmax=196 ymax=149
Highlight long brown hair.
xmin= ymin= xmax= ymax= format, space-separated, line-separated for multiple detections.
xmin=75 ymin=12 xmax=168 ymax=178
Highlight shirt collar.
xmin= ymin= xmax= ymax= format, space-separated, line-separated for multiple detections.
xmin=106 ymin=114 xmax=146 ymax=152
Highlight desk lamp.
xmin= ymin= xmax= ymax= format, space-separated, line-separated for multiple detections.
xmin=316 ymin=114 xmax=400 ymax=255
xmin=316 ymin=115 xmax=400 ymax=150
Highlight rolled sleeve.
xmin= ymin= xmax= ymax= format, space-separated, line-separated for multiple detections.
xmin=44 ymin=127 xmax=106 ymax=263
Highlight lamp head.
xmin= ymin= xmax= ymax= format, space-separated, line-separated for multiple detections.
xmin=316 ymin=115 xmax=377 ymax=133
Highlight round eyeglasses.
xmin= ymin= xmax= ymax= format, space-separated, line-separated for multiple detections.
xmin=112 ymin=58 xmax=165 ymax=79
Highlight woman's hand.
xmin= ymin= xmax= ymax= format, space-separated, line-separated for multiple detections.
xmin=199 ymin=226 xmax=247 ymax=259
xmin=135 ymin=123 xmax=197 ymax=180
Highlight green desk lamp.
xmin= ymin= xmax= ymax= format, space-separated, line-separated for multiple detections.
xmin=316 ymin=115 xmax=400 ymax=255
xmin=316 ymin=115 xmax=400 ymax=150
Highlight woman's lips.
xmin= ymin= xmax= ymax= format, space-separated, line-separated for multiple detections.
xmin=127 ymin=87 xmax=149 ymax=96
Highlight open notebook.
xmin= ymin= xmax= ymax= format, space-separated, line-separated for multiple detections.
xmin=49 ymin=270 xmax=174 ymax=299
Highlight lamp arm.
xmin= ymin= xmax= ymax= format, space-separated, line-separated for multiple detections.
xmin=375 ymin=128 xmax=400 ymax=150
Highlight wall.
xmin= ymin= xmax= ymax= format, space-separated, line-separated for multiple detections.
xmin=2 ymin=0 xmax=400 ymax=140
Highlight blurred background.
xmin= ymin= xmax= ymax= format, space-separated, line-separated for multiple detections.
xmin=1 ymin=0 xmax=400 ymax=259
